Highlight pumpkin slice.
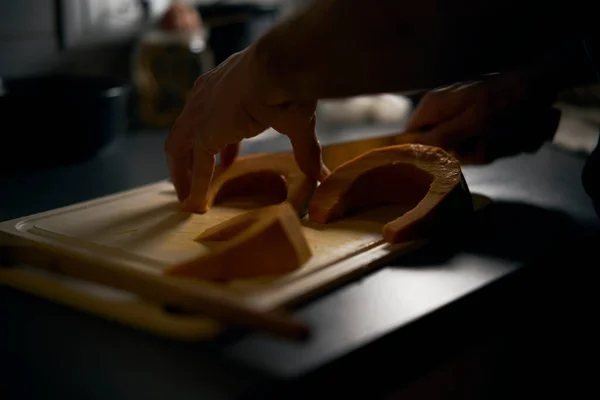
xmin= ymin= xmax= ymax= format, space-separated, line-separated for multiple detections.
xmin=309 ymin=144 xmax=473 ymax=243
xmin=206 ymin=153 xmax=316 ymax=214
xmin=165 ymin=203 xmax=312 ymax=281
xmin=393 ymin=132 xmax=485 ymax=165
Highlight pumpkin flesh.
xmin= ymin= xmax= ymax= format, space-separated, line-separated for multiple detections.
xmin=165 ymin=203 xmax=312 ymax=281
xmin=309 ymin=144 xmax=473 ymax=243
xmin=206 ymin=153 xmax=316 ymax=214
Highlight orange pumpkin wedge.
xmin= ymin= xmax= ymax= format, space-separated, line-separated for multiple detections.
xmin=165 ymin=203 xmax=312 ymax=281
xmin=206 ymin=153 xmax=316 ymax=214
xmin=393 ymin=132 xmax=482 ymax=165
xmin=308 ymin=144 xmax=473 ymax=243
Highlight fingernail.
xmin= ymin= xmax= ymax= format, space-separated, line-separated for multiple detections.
xmin=319 ymin=164 xmax=331 ymax=181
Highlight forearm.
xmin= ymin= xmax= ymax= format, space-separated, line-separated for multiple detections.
xmin=255 ymin=0 xmax=589 ymax=103
xmin=254 ymin=0 xmax=454 ymax=102
xmin=516 ymin=36 xmax=600 ymax=101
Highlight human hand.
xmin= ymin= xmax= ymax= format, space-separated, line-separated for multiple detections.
xmin=164 ymin=45 xmax=329 ymax=213
xmin=404 ymin=72 xmax=561 ymax=164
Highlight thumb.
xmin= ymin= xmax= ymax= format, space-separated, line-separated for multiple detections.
xmin=183 ymin=140 xmax=216 ymax=213
xmin=405 ymin=93 xmax=442 ymax=132
xmin=287 ymin=114 xmax=330 ymax=182
xmin=271 ymin=102 xmax=330 ymax=181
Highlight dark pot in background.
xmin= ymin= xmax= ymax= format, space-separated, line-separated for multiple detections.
xmin=197 ymin=2 xmax=278 ymax=65
xmin=0 ymin=75 xmax=129 ymax=173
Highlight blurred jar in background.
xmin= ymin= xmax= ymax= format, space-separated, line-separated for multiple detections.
xmin=277 ymin=0 xmax=313 ymax=19
xmin=132 ymin=1 xmax=214 ymax=128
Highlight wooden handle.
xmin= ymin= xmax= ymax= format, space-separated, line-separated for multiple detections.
xmin=1 ymin=243 xmax=310 ymax=341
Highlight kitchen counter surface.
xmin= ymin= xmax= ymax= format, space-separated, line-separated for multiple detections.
xmin=1 ymin=126 xmax=599 ymax=399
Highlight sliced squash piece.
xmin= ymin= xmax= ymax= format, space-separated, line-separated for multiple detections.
xmin=206 ymin=153 xmax=316 ymax=214
xmin=393 ymin=131 xmax=484 ymax=165
xmin=165 ymin=203 xmax=312 ymax=281
xmin=309 ymin=144 xmax=473 ymax=243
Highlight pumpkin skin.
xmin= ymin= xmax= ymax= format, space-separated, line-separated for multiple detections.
xmin=308 ymin=144 xmax=473 ymax=243
xmin=206 ymin=153 xmax=317 ymax=215
xmin=165 ymin=203 xmax=312 ymax=281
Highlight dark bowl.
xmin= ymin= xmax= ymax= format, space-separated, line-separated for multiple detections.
xmin=0 ymin=74 xmax=129 ymax=173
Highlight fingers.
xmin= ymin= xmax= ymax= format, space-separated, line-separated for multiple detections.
xmin=405 ymin=81 xmax=484 ymax=132
xmin=423 ymin=107 xmax=485 ymax=149
xmin=269 ymin=101 xmax=329 ymax=182
xmin=405 ymin=85 xmax=462 ymax=132
xmin=165 ymin=119 xmax=193 ymax=202
xmin=450 ymin=106 xmax=562 ymax=164
xmin=183 ymin=141 xmax=216 ymax=213
xmin=404 ymin=93 xmax=439 ymax=132
xmin=486 ymin=106 xmax=562 ymax=160
xmin=220 ymin=143 xmax=240 ymax=168
xmin=286 ymin=114 xmax=330 ymax=182
xmin=167 ymin=150 xmax=192 ymax=201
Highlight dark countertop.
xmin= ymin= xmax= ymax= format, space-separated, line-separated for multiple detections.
xmin=1 ymin=126 xmax=599 ymax=399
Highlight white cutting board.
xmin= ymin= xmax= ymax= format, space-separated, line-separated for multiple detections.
xmin=0 ymin=180 xmax=431 ymax=340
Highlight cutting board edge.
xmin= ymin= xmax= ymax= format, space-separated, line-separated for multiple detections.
xmin=0 ymin=239 xmax=426 ymax=342
xmin=0 ymin=180 xmax=172 ymax=229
